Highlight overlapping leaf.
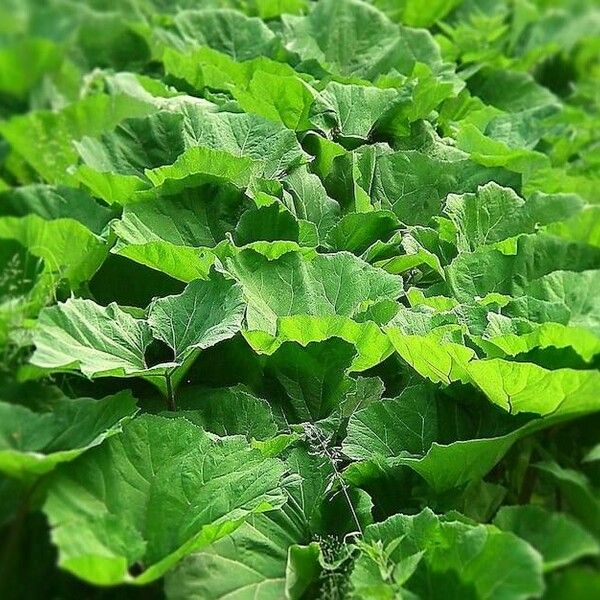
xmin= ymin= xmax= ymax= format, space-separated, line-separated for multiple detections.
xmin=0 ymin=0 xmax=599 ymax=597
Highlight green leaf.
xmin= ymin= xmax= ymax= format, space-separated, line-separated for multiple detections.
xmin=535 ymin=461 xmax=600 ymax=540
xmin=162 ymin=9 xmax=279 ymax=61
xmin=385 ymin=328 xmax=475 ymax=384
xmin=43 ymin=414 xmax=287 ymax=585
xmin=325 ymin=210 xmax=399 ymax=255
xmin=164 ymin=512 xmax=293 ymax=599
xmin=343 ymin=372 xmax=600 ymax=491
xmin=172 ymin=386 xmax=278 ymax=440
xmin=455 ymin=122 xmax=550 ymax=174
xmin=244 ymin=314 xmax=393 ymax=372
xmin=31 ymin=273 xmax=245 ymax=382
xmin=467 ymin=359 xmax=600 ymax=415
xmin=224 ymin=248 xmax=403 ymax=335
xmin=164 ymin=445 xmax=365 ymax=600
xmin=0 ymin=93 xmax=155 ymax=184
xmin=468 ymin=69 xmax=559 ymax=114
xmin=285 ymin=542 xmax=322 ymax=600
xmin=350 ymin=508 xmax=544 ymax=600
xmin=147 ymin=275 xmax=245 ymax=363
xmin=115 ymin=242 xmax=216 ymax=283
xmin=474 ymin=318 xmax=600 ymax=363
xmin=443 ymin=183 xmax=583 ymax=252
xmin=282 ymin=165 xmax=341 ymax=240
xmin=507 ymin=270 xmax=600 ymax=336
xmin=31 ymin=297 xmax=153 ymax=378
xmin=0 ymin=391 xmax=137 ymax=480
xmin=76 ymin=105 xmax=307 ymax=202
xmin=493 ymin=505 xmax=599 ymax=571
xmin=343 ymin=386 xmax=440 ymax=460
xmin=446 ymin=233 xmax=600 ymax=304
xmin=0 ymin=214 xmax=110 ymax=289
xmin=235 ymin=202 xmax=301 ymax=246
xmin=354 ymin=145 xmax=519 ymax=224
xmin=545 ymin=206 xmax=600 ymax=248
xmin=232 ymin=69 xmax=317 ymax=131
xmin=113 ymin=186 xmax=241 ymax=248
xmin=282 ymin=0 xmax=444 ymax=80
xmin=162 ymin=47 xmax=314 ymax=130
xmin=0 ymin=39 xmax=62 ymax=101
xmin=265 ymin=338 xmax=356 ymax=422
xmin=144 ymin=146 xmax=262 ymax=195
xmin=310 ymin=81 xmax=402 ymax=142
xmin=111 ymin=184 xmax=245 ymax=281
xmin=0 ymin=185 xmax=115 ymax=235
xmin=371 ymin=0 xmax=463 ymax=28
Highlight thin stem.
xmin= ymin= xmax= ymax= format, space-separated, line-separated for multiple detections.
xmin=165 ymin=369 xmax=177 ymax=411
xmin=0 ymin=480 xmax=39 ymax=593
xmin=307 ymin=423 xmax=363 ymax=536
xmin=518 ymin=467 xmax=538 ymax=505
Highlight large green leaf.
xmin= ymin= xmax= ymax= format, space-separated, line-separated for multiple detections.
xmin=244 ymin=314 xmax=394 ymax=372
xmin=43 ymin=414 xmax=287 ymax=585
xmin=310 ymin=81 xmax=402 ymax=142
xmin=264 ymin=338 xmax=357 ymax=422
xmin=447 ymin=234 xmax=600 ymax=303
xmin=493 ymin=505 xmax=599 ymax=571
xmin=443 ymin=183 xmax=583 ymax=252
xmin=110 ymin=185 xmax=245 ymax=280
xmin=31 ymin=273 xmax=245 ymax=383
xmin=282 ymin=166 xmax=341 ymax=240
xmin=506 ymin=270 xmax=600 ymax=336
xmin=31 ymin=299 xmax=153 ymax=378
xmin=353 ymin=145 xmax=518 ymax=224
xmin=159 ymin=9 xmax=279 ymax=60
xmin=0 ymin=93 xmax=156 ymax=184
xmin=165 ymin=510 xmax=294 ymax=600
xmin=467 ymin=359 xmax=600 ymax=415
xmin=172 ymin=386 xmax=278 ymax=440
xmin=0 ymin=185 xmax=114 ymax=235
xmin=165 ymin=446 xmax=369 ymax=599
xmin=224 ymin=248 xmax=403 ymax=334
xmin=147 ymin=276 xmax=245 ymax=363
xmin=281 ymin=0 xmax=444 ymax=80
xmin=163 ymin=46 xmax=316 ymax=130
xmin=0 ymin=391 xmax=137 ymax=480
xmin=75 ymin=104 xmax=307 ymax=203
xmin=472 ymin=317 xmax=600 ymax=364
xmin=343 ymin=372 xmax=600 ymax=491
xmin=0 ymin=215 xmax=110 ymax=289
xmin=343 ymin=385 xmax=444 ymax=460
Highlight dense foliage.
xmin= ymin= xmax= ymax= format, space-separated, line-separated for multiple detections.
xmin=1 ymin=0 xmax=599 ymax=598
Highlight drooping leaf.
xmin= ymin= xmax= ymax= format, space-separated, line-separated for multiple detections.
xmin=467 ymin=359 xmax=600 ymax=415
